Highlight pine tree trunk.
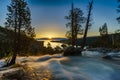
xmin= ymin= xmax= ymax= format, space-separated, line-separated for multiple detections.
xmin=81 ymin=0 xmax=93 ymax=50
xmin=8 ymin=7 xmax=22 ymax=66
xmin=9 ymin=52 xmax=17 ymax=65
xmin=71 ymin=3 xmax=74 ymax=47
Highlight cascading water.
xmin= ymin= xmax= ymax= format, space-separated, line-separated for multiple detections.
xmin=24 ymin=51 xmax=120 ymax=80
xmin=1 ymin=51 xmax=120 ymax=80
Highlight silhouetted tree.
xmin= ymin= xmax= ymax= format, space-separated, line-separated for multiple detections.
xmin=81 ymin=0 xmax=93 ymax=50
xmin=115 ymin=0 xmax=120 ymax=48
xmin=99 ymin=23 xmax=108 ymax=36
xmin=117 ymin=0 xmax=120 ymax=23
xmin=112 ymin=29 xmax=120 ymax=48
xmin=4 ymin=0 xmax=35 ymax=66
xmin=99 ymin=23 xmax=111 ymax=47
xmin=65 ymin=3 xmax=85 ymax=47
xmin=92 ymin=23 xmax=112 ymax=48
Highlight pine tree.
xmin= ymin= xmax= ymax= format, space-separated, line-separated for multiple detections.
xmin=117 ymin=0 xmax=120 ymax=23
xmin=81 ymin=0 xmax=93 ymax=50
xmin=65 ymin=3 xmax=85 ymax=47
xmin=4 ymin=0 xmax=35 ymax=66
xmin=99 ymin=23 xmax=108 ymax=36
xmin=99 ymin=23 xmax=111 ymax=47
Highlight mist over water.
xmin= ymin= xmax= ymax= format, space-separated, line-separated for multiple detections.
xmin=24 ymin=52 xmax=120 ymax=80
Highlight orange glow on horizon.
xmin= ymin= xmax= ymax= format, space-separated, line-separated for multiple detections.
xmin=35 ymin=34 xmax=65 ymax=38
xmin=48 ymin=36 xmax=52 ymax=39
xmin=34 ymin=23 xmax=100 ymax=38
xmin=35 ymin=23 xmax=67 ymax=38
xmin=35 ymin=32 xmax=99 ymax=38
xmin=35 ymin=31 xmax=66 ymax=38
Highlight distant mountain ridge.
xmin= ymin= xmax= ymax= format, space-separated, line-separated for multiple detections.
xmin=36 ymin=37 xmax=67 ymax=41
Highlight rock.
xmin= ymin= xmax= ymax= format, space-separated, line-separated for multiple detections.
xmin=63 ymin=46 xmax=82 ymax=56
xmin=74 ymin=48 xmax=82 ymax=55
xmin=0 ymin=67 xmax=24 ymax=80
xmin=102 ymin=55 xmax=112 ymax=59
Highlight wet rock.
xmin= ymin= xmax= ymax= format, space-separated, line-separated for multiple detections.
xmin=1 ymin=68 xmax=24 ymax=80
xmin=103 ymin=55 xmax=112 ymax=59
xmin=63 ymin=46 xmax=82 ymax=56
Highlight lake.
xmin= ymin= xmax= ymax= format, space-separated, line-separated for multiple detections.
xmin=37 ymin=38 xmax=66 ymax=48
xmin=43 ymin=40 xmax=63 ymax=48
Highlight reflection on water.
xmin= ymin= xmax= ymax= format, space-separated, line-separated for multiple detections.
xmin=38 ymin=39 xmax=63 ymax=48
xmin=44 ymin=40 xmax=62 ymax=48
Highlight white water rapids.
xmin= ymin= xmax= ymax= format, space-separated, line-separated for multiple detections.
xmin=19 ymin=51 xmax=120 ymax=80
xmin=0 ymin=51 xmax=120 ymax=80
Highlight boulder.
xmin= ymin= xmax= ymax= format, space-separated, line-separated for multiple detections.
xmin=63 ymin=46 xmax=82 ymax=56
xmin=102 ymin=55 xmax=112 ymax=59
xmin=0 ymin=67 xmax=24 ymax=80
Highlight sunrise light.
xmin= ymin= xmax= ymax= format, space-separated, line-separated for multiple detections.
xmin=48 ymin=36 xmax=52 ymax=39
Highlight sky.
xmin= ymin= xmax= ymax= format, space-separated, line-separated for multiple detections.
xmin=0 ymin=0 xmax=120 ymax=38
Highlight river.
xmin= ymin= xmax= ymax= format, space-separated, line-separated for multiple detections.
xmin=25 ymin=54 xmax=120 ymax=80
xmin=1 ymin=50 xmax=120 ymax=80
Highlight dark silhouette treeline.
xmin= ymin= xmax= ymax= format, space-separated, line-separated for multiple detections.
xmin=63 ymin=23 xmax=120 ymax=49
xmin=0 ymin=26 xmax=36 ymax=57
xmin=0 ymin=26 xmax=64 ymax=58
xmin=92 ymin=23 xmax=120 ymax=48
xmin=29 ymin=41 xmax=64 ymax=55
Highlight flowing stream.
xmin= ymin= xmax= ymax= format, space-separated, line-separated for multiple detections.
xmin=24 ymin=53 xmax=120 ymax=80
